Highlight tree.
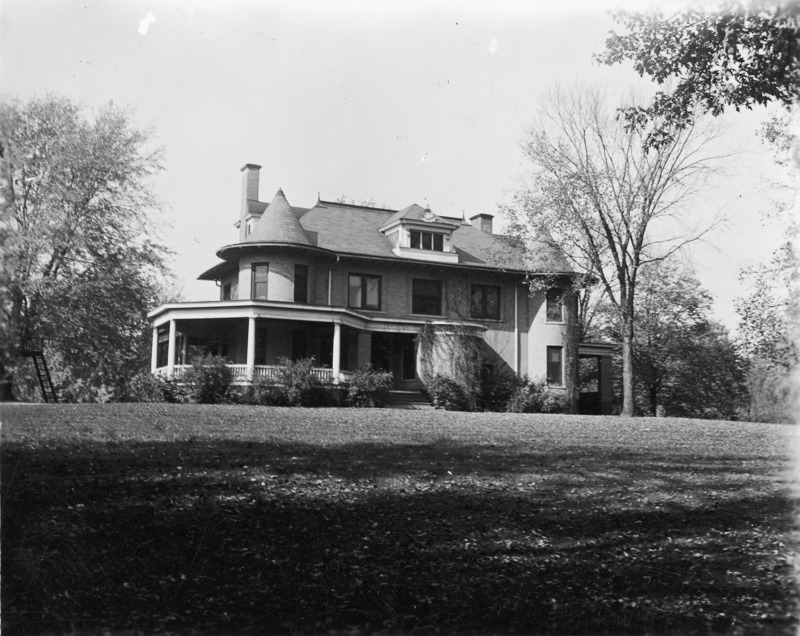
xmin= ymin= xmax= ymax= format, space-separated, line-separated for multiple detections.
xmin=504 ymin=86 xmax=722 ymax=416
xmin=0 ymin=95 xmax=171 ymax=401
xmin=597 ymin=3 xmax=799 ymax=142
xmin=593 ymin=260 xmax=748 ymax=418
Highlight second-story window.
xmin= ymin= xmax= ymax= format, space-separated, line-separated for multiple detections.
xmin=410 ymin=230 xmax=444 ymax=251
xmin=252 ymin=263 xmax=268 ymax=299
xmin=471 ymin=284 xmax=500 ymax=320
xmin=546 ymin=288 xmax=564 ymax=322
xmin=222 ymin=282 xmax=232 ymax=301
xmin=348 ymin=274 xmax=381 ymax=310
xmin=412 ymin=279 xmax=442 ymax=315
xmin=294 ymin=264 xmax=308 ymax=303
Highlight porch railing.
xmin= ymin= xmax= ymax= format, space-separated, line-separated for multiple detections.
xmin=155 ymin=365 xmax=352 ymax=384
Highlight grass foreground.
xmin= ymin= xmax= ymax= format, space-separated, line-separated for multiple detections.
xmin=1 ymin=403 xmax=798 ymax=635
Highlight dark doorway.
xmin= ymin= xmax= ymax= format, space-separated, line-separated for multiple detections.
xmin=372 ymin=332 xmax=418 ymax=387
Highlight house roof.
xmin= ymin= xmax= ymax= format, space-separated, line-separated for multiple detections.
xmin=200 ymin=199 xmax=573 ymax=280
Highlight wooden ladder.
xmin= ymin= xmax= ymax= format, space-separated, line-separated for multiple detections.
xmin=22 ymin=350 xmax=58 ymax=403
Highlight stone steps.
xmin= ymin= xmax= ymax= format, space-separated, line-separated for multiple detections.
xmin=385 ymin=390 xmax=433 ymax=410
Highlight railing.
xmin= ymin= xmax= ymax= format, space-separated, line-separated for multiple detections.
xmin=154 ymin=365 xmax=352 ymax=384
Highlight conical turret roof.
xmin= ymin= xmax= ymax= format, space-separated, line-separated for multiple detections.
xmin=247 ymin=188 xmax=312 ymax=246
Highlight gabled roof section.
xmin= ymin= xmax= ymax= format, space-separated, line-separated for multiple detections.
xmin=380 ymin=203 xmax=459 ymax=232
xmin=246 ymin=189 xmax=313 ymax=246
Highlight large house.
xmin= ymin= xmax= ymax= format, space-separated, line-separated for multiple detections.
xmin=148 ymin=164 xmax=613 ymax=412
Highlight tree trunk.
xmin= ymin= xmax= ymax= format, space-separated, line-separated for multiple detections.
xmin=563 ymin=290 xmax=580 ymax=413
xmin=649 ymin=384 xmax=658 ymax=416
xmin=621 ymin=315 xmax=635 ymax=416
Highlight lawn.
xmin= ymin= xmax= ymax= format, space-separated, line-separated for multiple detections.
xmin=1 ymin=404 xmax=798 ymax=635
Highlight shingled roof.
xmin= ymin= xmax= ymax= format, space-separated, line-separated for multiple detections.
xmin=201 ymin=196 xmax=573 ymax=280
xmin=246 ymin=189 xmax=312 ymax=246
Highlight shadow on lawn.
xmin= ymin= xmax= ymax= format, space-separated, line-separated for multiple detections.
xmin=2 ymin=438 xmax=797 ymax=635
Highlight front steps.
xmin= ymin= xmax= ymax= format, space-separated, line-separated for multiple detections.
xmin=385 ymin=390 xmax=433 ymax=410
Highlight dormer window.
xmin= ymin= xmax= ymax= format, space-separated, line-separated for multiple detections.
xmin=379 ymin=203 xmax=460 ymax=264
xmin=410 ymin=230 xmax=444 ymax=251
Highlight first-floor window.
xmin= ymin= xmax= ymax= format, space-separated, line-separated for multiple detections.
xmin=412 ymin=279 xmax=442 ymax=315
xmin=294 ymin=264 xmax=309 ymax=303
xmin=547 ymin=346 xmax=563 ymax=385
xmin=348 ymin=274 xmax=381 ymax=310
xmin=471 ymin=284 xmax=500 ymax=320
xmin=252 ymin=263 xmax=268 ymax=299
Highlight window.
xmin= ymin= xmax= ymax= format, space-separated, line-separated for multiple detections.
xmin=547 ymin=346 xmax=563 ymax=385
xmin=222 ymin=282 xmax=232 ymax=301
xmin=348 ymin=274 xmax=381 ymax=310
xmin=294 ymin=264 xmax=308 ymax=303
xmin=412 ymin=279 xmax=442 ymax=315
xmin=246 ymin=220 xmax=254 ymax=235
xmin=251 ymin=263 xmax=268 ymax=299
xmin=546 ymin=288 xmax=564 ymax=322
xmin=471 ymin=284 xmax=500 ymax=320
xmin=409 ymin=230 xmax=444 ymax=252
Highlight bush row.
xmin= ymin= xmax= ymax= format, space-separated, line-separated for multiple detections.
xmin=424 ymin=372 xmax=571 ymax=413
xmin=127 ymin=356 xmax=394 ymax=408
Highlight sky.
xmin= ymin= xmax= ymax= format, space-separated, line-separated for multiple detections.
xmin=0 ymin=0 xmax=791 ymax=331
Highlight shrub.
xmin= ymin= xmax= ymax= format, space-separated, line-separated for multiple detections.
xmin=478 ymin=369 xmax=523 ymax=412
xmin=184 ymin=355 xmax=233 ymax=404
xmin=506 ymin=377 xmax=547 ymax=413
xmin=274 ymin=357 xmax=319 ymax=406
xmin=426 ymin=374 xmax=473 ymax=411
xmin=541 ymin=390 xmax=571 ymax=414
xmin=347 ymin=366 xmax=393 ymax=407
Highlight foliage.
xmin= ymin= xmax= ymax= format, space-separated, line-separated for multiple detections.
xmin=744 ymin=357 xmax=796 ymax=423
xmin=477 ymin=368 xmax=522 ymax=412
xmin=425 ymin=374 xmax=473 ymax=411
xmin=505 ymin=376 xmax=546 ymax=413
xmin=346 ymin=365 xmax=393 ymax=407
xmin=504 ymin=85 xmax=721 ymax=416
xmin=0 ymin=95 xmax=171 ymax=400
xmin=539 ymin=390 xmax=572 ymax=414
xmin=504 ymin=376 xmax=568 ymax=414
xmin=592 ymin=261 xmax=749 ymax=419
xmin=127 ymin=371 xmax=184 ymax=403
xmin=273 ymin=357 xmax=337 ymax=407
xmin=182 ymin=355 xmax=233 ymax=404
xmin=736 ymin=241 xmax=797 ymax=370
xmin=598 ymin=3 xmax=800 ymax=141
xmin=2 ymin=403 xmax=796 ymax=635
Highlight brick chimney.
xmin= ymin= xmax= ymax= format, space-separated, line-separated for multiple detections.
xmin=240 ymin=163 xmax=261 ymax=217
xmin=469 ymin=213 xmax=493 ymax=234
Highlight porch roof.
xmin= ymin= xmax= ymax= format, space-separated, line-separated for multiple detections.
xmin=147 ymin=300 xmax=488 ymax=335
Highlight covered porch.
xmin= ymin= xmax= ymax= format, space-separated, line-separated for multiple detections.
xmin=148 ymin=301 xmax=430 ymax=387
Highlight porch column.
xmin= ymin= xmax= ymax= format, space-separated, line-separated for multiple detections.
xmin=167 ymin=319 xmax=176 ymax=378
xmin=151 ymin=327 xmax=159 ymax=373
xmin=246 ymin=317 xmax=256 ymax=381
xmin=332 ymin=322 xmax=342 ymax=384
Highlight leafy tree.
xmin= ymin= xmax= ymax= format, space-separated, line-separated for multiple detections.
xmin=592 ymin=261 xmax=748 ymax=419
xmin=597 ymin=3 xmax=800 ymax=141
xmin=504 ymin=86 xmax=722 ymax=416
xmin=0 ymin=95 xmax=171 ymax=401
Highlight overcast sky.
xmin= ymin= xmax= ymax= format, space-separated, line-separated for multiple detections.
xmin=1 ymin=0 xmax=789 ymax=331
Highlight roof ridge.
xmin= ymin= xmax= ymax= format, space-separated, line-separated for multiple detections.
xmin=318 ymin=199 xmax=397 ymax=213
